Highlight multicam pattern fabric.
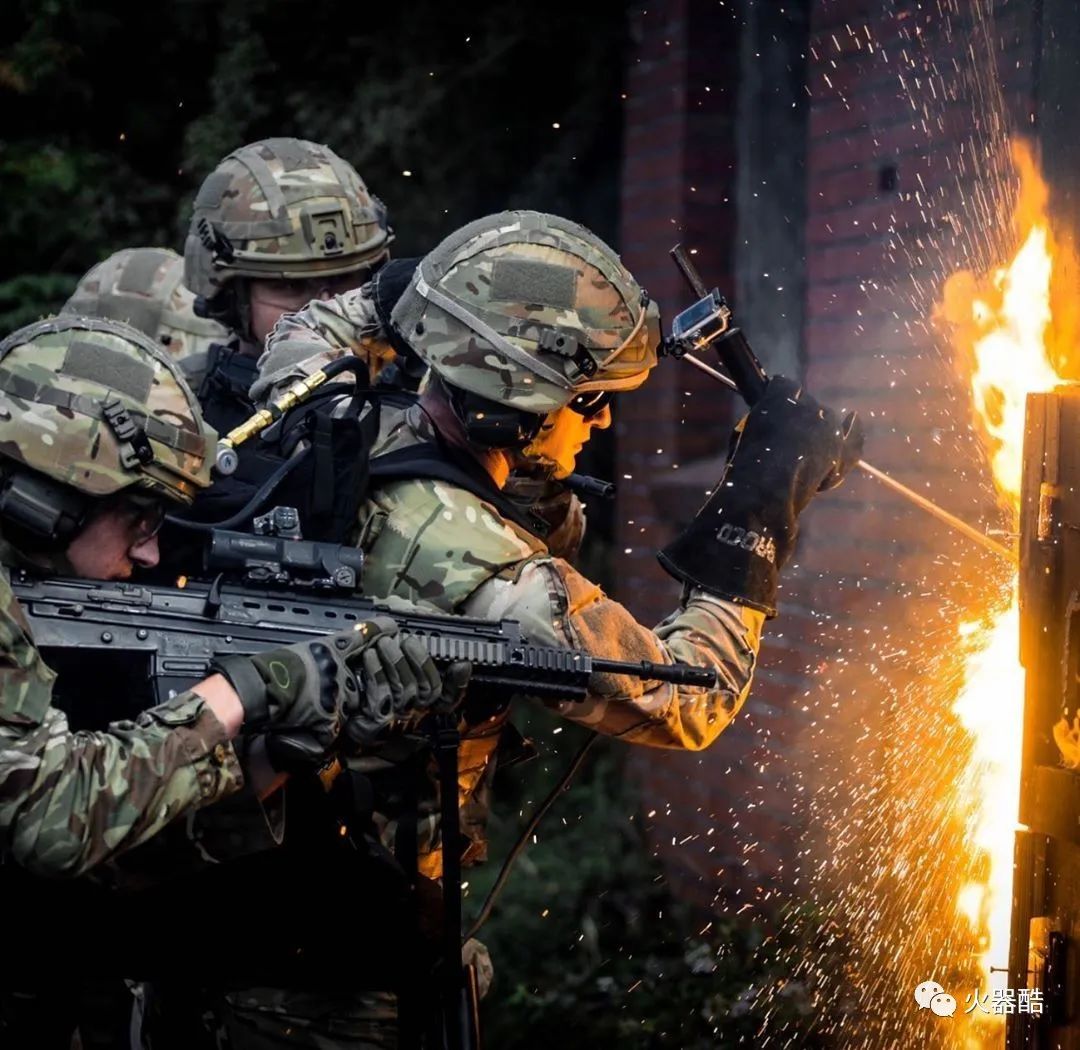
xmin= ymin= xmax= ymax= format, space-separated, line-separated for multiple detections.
xmin=252 ymin=283 xmax=396 ymax=403
xmin=61 ymin=247 xmax=228 ymax=364
xmin=250 ymin=287 xmax=764 ymax=874
xmin=0 ymin=316 xmax=215 ymax=505
xmin=184 ymin=138 xmax=392 ymax=301
xmin=224 ymin=250 xmax=764 ymax=1046
xmin=254 ymin=213 xmax=663 ymax=415
xmin=0 ymin=565 xmax=242 ymax=877
xmin=346 ymin=402 xmax=764 ymax=876
xmin=389 ymin=210 xmax=662 ymax=413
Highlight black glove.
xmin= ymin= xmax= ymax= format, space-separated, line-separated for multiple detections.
xmin=344 ymin=630 xmax=471 ymax=748
xmin=657 ymin=376 xmax=863 ymax=617
xmin=212 ymin=618 xmax=404 ymax=771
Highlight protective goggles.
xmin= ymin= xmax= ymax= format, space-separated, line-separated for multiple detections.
xmin=116 ymin=494 xmax=167 ymax=543
xmin=566 ymin=390 xmax=614 ymax=419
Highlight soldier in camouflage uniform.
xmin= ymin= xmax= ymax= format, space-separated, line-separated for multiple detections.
xmin=0 ymin=316 xmax=450 ymax=1050
xmin=182 ymin=137 xmax=395 ymax=435
xmin=241 ymin=210 xmax=863 ymax=1043
xmin=190 ymin=144 xmax=590 ymax=562
xmin=61 ymin=247 xmax=228 ymax=365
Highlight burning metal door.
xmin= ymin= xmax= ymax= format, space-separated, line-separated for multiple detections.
xmin=1008 ymin=384 xmax=1080 ymax=1047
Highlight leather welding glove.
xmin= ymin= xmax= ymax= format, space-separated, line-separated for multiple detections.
xmin=657 ymin=375 xmax=863 ymax=617
xmin=211 ymin=618 xmax=420 ymax=770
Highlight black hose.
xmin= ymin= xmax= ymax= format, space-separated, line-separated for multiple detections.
xmin=165 ymin=442 xmax=312 ymax=533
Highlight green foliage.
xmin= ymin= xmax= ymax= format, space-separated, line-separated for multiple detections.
xmin=0 ymin=273 xmax=76 ymax=331
xmin=1 ymin=0 xmax=624 ymax=326
xmin=0 ymin=3 xmax=808 ymax=1040
xmin=466 ymin=710 xmax=821 ymax=1048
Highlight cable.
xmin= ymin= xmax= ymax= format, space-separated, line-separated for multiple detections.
xmin=465 ymin=732 xmax=599 ymax=942
xmin=165 ymin=442 xmax=311 ymax=533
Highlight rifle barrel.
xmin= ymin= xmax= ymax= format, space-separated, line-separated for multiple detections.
xmin=592 ymin=656 xmax=717 ymax=688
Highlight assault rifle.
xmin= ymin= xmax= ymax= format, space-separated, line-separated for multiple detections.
xmin=10 ymin=508 xmax=717 ymax=1050
xmin=10 ymin=530 xmax=715 ymax=707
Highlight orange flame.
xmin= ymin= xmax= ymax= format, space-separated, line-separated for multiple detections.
xmin=941 ymin=139 xmax=1066 ymax=1003
xmin=942 ymin=142 xmax=1062 ymax=506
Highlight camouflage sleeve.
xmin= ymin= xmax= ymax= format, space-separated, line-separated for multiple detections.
xmin=0 ymin=579 xmax=243 ymax=877
xmin=251 ymin=286 xmax=391 ymax=403
xmin=460 ymin=557 xmax=764 ymax=750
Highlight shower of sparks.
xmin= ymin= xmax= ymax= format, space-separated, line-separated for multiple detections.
xmin=694 ymin=4 xmax=1078 ymax=1049
xmin=952 ymin=597 xmax=1022 ymax=993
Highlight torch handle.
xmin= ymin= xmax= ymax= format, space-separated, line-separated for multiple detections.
xmin=713 ymin=327 xmax=770 ymax=405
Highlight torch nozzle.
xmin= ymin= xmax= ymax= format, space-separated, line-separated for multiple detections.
xmin=853 ymin=459 xmax=1016 ymax=563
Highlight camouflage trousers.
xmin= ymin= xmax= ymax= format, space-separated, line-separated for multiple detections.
xmin=138 ymin=986 xmax=399 ymax=1050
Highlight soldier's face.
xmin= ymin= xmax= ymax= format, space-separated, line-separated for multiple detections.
xmin=525 ymin=403 xmax=612 ymax=479
xmin=248 ymin=273 xmax=372 ymax=344
xmin=66 ymin=499 xmax=165 ymax=580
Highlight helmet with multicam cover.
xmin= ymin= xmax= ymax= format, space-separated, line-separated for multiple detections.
xmin=62 ymin=247 xmax=228 ymax=363
xmin=184 ymin=138 xmax=393 ymax=307
xmin=0 ymin=316 xmax=215 ymax=508
xmin=390 ymin=210 xmax=660 ymax=417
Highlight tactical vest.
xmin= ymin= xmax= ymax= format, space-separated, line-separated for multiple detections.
xmin=188 ymin=340 xmax=259 ymax=437
xmin=353 ymin=403 xmax=550 ymax=874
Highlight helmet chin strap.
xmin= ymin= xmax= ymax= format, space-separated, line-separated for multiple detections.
xmin=517 ymin=433 xmax=562 ymax=479
xmin=231 ymin=280 xmax=256 ymax=346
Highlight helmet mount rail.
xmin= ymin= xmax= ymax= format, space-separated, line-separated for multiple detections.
xmin=197 ymin=217 xmax=236 ymax=265
xmin=102 ymin=399 xmax=155 ymax=468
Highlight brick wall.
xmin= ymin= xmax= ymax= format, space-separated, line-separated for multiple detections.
xmin=615 ymin=0 xmax=757 ymax=909
xmin=615 ymin=0 xmax=1042 ymax=919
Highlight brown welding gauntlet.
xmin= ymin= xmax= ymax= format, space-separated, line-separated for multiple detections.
xmin=657 ymin=376 xmax=863 ymax=617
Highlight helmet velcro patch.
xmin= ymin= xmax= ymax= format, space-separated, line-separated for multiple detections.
xmin=63 ymin=341 xmax=154 ymax=404
xmin=99 ymin=298 xmax=164 ymax=340
xmin=115 ymin=249 xmax=168 ymax=295
xmin=265 ymin=137 xmax=313 ymax=171
xmin=490 ymin=259 xmax=576 ymax=310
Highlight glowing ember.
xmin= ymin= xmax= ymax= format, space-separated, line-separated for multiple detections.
xmin=942 ymin=138 xmax=1065 ymax=1007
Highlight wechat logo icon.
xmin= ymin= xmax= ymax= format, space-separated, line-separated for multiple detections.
xmin=915 ymin=980 xmax=957 ymax=1017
